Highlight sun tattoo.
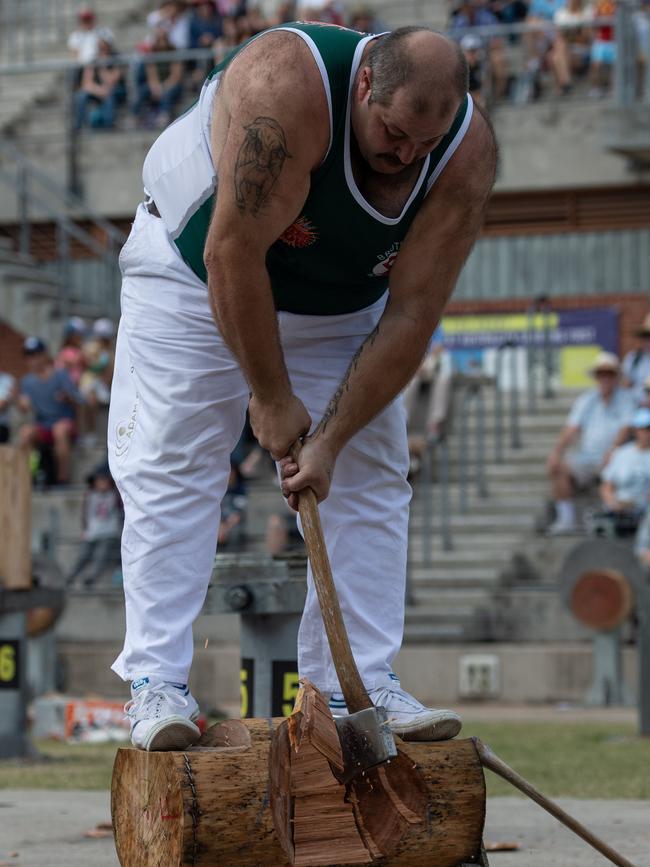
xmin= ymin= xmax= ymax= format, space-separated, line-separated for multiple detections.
xmin=234 ymin=116 xmax=291 ymax=216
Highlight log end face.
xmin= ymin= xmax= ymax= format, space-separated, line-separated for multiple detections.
xmin=111 ymin=747 xmax=184 ymax=867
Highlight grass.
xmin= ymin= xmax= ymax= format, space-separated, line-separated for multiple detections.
xmin=0 ymin=721 xmax=648 ymax=798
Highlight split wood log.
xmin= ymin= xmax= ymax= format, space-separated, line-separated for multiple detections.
xmin=0 ymin=446 xmax=31 ymax=589
xmin=112 ymin=712 xmax=485 ymax=867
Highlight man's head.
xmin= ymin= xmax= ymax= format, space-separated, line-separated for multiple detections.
xmin=636 ymin=313 xmax=650 ymax=350
xmin=351 ymin=28 xmax=468 ymax=174
xmin=77 ymin=7 xmax=95 ymax=29
xmin=589 ymin=351 xmax=620 ymax=397
xmin=23 ymin=336 xmax=49 ymax=373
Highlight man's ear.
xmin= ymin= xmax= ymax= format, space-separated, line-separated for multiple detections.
xmin=358 ymin=66 xmax=372 ymax=102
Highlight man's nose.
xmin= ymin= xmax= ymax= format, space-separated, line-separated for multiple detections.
xmin=395 ymin=141 xmax=417 ymax=165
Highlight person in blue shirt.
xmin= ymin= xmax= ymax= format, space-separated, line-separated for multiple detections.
xmin=17 ymin=336 xmax=84 ymax=486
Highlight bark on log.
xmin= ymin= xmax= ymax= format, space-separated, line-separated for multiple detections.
xmin=112 ymin=715 xmax=485 ymax=866
xmin=0 ymin=446 xmax=31 ymax=589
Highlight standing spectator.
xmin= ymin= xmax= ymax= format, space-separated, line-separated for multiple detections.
xmin=132 ymin=31 xmax=185 ymax=129
xmin=66 ymin=465 xmax=123 ymax=589
xmin=546 ymin=352 xmax=636 ymax=533
xmin=80 ymin=318 xmax=116 ymax=438
xmin=600 ymin=407 xmax=650 ymax=532
xmin=75 ymin=36 xmax=126 ymax=129
xmin=68 ymin=7 xmax=114 ymax=66
xmin=189 ymin=0 xmax=223 ymax=85
xmin=55 ymin=317 xmax=87 ymax=385
xmin=18 ymin=337 xmax=83 ymax=486
xmin=0 ymin=370 xmax=16 ymax=443
xmin=622 ymin=313 xmax=650 ymax=402
xmin=450 ymin=0 xmax=510 ymax=99
xmin=589 ymin=0 xmax=616 ymax=96
xmin=147 ymin=1 xmax=192 ymax=50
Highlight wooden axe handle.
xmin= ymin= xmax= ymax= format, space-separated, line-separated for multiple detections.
xmin=290 ymin=443 xmax=372 ymax=713
xmin=473 ymin=738 xmax=637 ymax=867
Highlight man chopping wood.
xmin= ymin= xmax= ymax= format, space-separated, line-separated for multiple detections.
xmin=109 ymin=21 xmax=497 ymax=751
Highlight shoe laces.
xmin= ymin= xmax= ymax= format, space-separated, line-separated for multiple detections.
xmin=124 ymin=684 xmax=189 ymax=721
xmin=368 ymin=686 xmax=425 ymax=714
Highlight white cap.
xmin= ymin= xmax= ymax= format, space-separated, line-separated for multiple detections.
xmin=93 ymin=317 xmax=116 ymax=339
xmin=588 ymin=351 xmax=620 ymax=375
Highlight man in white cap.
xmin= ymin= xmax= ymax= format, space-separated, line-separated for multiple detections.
xmin=546 ymin=351 xmax=636 ymax=533
xmin=600 ymin=406 xmax=650 ymax=527
xmin=622 ymin=313 xmax=650 ymax=402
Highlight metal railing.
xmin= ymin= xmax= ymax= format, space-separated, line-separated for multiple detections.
xmin=0 ymin=138 xmax=125 ymax=319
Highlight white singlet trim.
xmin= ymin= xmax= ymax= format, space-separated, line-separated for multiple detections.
xmin=343 ymin=35 xmax=430 ymax=226
xmin=424 ymin=93 xmax=474 ymax=194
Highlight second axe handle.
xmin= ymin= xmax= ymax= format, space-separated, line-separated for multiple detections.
xmin=291 ymin=444 xmax=372 ymax=713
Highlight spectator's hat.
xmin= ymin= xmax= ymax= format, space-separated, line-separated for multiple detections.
xmin=461 ymin=34 xmax=482 ymax=51
xmin=77 ymin=7 xmax=95 ymax=21
xmin=633 ymin=407 xmax=650 ymax=428
xmin=64 ymin=316 xmax=87 ymax=337
xmin=23 ymin=336 xmax=47 ymax=355
xmin=588 ymin=351 xmax=620 ymax=375
xmin=92 ymin=317 xmax=116 ymax=339
xmin=636 ymin=313 xmax=650 ymax=337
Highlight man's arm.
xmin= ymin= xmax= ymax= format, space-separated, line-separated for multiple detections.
xmin=204 ymin=32 xmax=329 ymax=459
xmin=283 ymin=106 xmax=498 ymax=504
xmin=546 ymin=424 xmax=580 ymax=473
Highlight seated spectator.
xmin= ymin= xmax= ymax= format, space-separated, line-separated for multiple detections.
xmin=634 ymin=505 xmax=650 ymax=566
xmin=66 ymin=464 xmax=123 ymax=589
xmin=599 ymin=407 xmax=650 ymax=533
xmin=68 ymin=7 xmax=114 ymax=66
xmin=589 ymin=0 xmax=616 ymax=97
xmin=546 ymin=351 xmax=636 ymax=534
xmin=79 ymin=318 xmax=116 ymax=439
xmin=266 ymin=503 xmax=304 ymax=556
xmin=450 ymin=0 xmax=510 ymax=99
xmin=75 ymin=35 xmax=126 ymax=129
xmin=298 ymin=0 xmax=346 ymax=24
xmin=348 ymin=4 xmax=387 ymax=32
xmin=403 ymin=343 xmax=453 ymax=474
xmin=461 ymin=33 xmax=486 ymax=105
xmin=553 ymin=0 xmax=594 ymax=84
xmin=212 ymin=13 xmax=243 ymax=62
xmin=0 ymin=370 xmax=16 ymax=444
xmin=273 ymin=1 xmax=299 ymax=23
xmin=218 ymin=459 xmax=248 ymax=548
xmin=622 ymin=313 xmax=650 ymax=402
xmin=18 ymin=337 xmax=83 ymax=486
xmin=132 ymin=31 xmax=185 ymax=129
xmin=525 ymin=0 xmax=573 ymax=97
xmin=55 ymin=317 xmax=87 ymax=385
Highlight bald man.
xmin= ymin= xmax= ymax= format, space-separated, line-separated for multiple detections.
xmin=110 ymin=23 xmax=497 ymax=751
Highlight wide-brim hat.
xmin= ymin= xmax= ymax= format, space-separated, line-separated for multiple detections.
xmin=636 ymin=313 xmax=650 ymax=337
xmin=588 ymin=351 xmax=620 ymax=375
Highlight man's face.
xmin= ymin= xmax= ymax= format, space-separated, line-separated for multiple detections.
xmin=594 ymin=369 xmax=618 ymax=395
xmin=352 ymin=69 xmax=459 ymax=175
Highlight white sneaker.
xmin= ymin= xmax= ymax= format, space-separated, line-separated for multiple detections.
xmin=329 ymin=677 xmax=462 ymax=742
xmin=546 ymin=518 xmax=577 ymax=536
xmin=125 ymin=677 xmax=201 ymax=751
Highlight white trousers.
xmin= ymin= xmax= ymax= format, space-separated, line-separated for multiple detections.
xmin=108 ymin=204 xmax=412 ymax=693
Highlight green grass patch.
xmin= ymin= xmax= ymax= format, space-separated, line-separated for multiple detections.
xmin=0 ymin=721 xmax=648 ymax=797
xmin=465 ymin=719 xmax=650 ymax=800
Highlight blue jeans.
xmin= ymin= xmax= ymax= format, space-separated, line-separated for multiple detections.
xmin=75 ymin=85 xmax=125 ymax=129
xmin=131 ymin=82 xmax=183 ymax=121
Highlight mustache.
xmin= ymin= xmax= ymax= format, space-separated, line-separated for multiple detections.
xmin=377 ymin=152 xmax=406 ymax=167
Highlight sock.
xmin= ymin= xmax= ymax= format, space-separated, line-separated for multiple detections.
xmin=555 ymin=500 xmax=576 ymax=525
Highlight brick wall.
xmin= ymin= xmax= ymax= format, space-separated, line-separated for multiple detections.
xmin=446 ymin=292 xmax=650 ymax=359
xmin=0 ymin=321 xmax=28 ymax=381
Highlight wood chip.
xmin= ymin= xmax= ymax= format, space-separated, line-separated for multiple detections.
xmin=484 ymin=840 xmax=521 ymax=852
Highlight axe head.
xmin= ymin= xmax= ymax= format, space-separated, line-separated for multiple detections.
xmin=334 ymin=705 xmax=397 ymax=784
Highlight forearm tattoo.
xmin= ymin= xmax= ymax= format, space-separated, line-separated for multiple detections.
xmin=234 ymin=116 xmax=291 ymax=216
xmin=316 ymin=323 xmax=381 ymax=435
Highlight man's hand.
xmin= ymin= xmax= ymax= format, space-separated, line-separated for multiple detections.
xmin=546 ymin=449 xmax=563 ymax=475
xmin=248 ymin=393 xmax=311 ymax=461
xmin=279 ymin=434 xmax=337 ymax=510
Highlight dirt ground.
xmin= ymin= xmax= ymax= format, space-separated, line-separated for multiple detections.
xmin=0 ymin=789 xmax=646 ymax=867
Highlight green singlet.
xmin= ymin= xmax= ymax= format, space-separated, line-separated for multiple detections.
xmin=173 ymin=23 xmax=473 ymax=316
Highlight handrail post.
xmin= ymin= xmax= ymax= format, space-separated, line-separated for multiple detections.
xmin=420 ymin=439 xmax=434 ymax=570
xmin=540 ymin=296 xmax=554 ymax=399
xmin=474 ymin=382 xmax=488 ymax=499
xmin=438 ymin=437 xmax=453 ymax=552
xmin=526 ymin=304 xmax=537 ymax=415
xmin=65 ymin=66 xmax=82 ymax=197
xmin=509 ymin=343 xmax=522 ymax=449
xmin=56 ymin=219 xmax=71 ymax=323
xmin=17 ymin=165 xmax=31 ymax=256
xmin=458 ymin=385 xmax=470 ymax=514
xmin=494 ymin=349 xmax=504 ymax=463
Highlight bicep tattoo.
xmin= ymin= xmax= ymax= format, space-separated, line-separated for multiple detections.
xmin=233 ymin=116 xmax=291 ymax=216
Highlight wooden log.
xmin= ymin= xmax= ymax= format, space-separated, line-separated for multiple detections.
xmin=0 ymin=446 xmax=31 ymax=589
xmin=112 ymin=717 xmax=485 ymax=866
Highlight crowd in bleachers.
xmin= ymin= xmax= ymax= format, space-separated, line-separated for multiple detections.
xmin=546 ymin=314 xmax=650 ymax=565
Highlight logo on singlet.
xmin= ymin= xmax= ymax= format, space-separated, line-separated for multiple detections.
xmin=279 ymin=215 xmax=318 ymax=248
xmin=371 ymin=242 xmax=400 ymax=277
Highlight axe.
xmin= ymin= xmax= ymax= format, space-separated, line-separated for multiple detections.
xmin=290 ymin=443 xmax=397 ymax=784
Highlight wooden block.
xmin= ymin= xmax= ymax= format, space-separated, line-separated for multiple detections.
xmin=0 ymin=446 xmax=31 ymax=589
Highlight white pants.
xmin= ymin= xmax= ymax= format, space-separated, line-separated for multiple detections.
xmin=108 ymin=204 xmax=412 ymax=693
